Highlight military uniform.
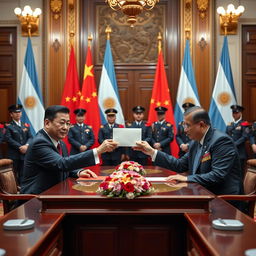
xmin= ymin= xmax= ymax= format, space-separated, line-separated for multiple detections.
xmin=68 ymin=123 xmax=95 ymax=155
xmin=98 ymin=123 xmax=124 ymax=166
xmin=127 ymin=121 xmax=152 ymax=165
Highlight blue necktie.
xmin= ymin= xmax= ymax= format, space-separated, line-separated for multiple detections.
xmin=192 ymin=143 xmax=202 ymax=174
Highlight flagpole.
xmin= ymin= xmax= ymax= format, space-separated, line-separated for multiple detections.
xmin=157 ymin=32 xmax=162 ymax=53
xmin=88 ymin=33 xmax=93 ymax=48
xmin=105 ymin=25 xmax=112 ymax=40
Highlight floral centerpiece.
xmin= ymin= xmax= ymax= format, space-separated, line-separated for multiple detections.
xmin=97 ymin=169 xmax=153 ymax=199
xmin=115 ymin=161 xmax=146 ymax=176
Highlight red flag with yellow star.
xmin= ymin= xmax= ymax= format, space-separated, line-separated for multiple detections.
xmin=61 ymin=46 xmax=81 ymax=123
xmin=148 ymin=50 xmax=179 ymax=157
xmin=79 ymin=46 xmax=101 ymax=147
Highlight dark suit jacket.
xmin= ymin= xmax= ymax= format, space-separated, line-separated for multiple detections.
xmin=68 ymin=123 xmax=95 ymax=155
xmin=152 ymin=121 xmax=174 ymax=154
xmin=155 ymin=127 xmax=243 ymax=195
xmin=176 ymin=122 xmax=192 ymax=157
xmin=21 ymin=129 xmax=96 ymax=194
xmin=5 ymin=121 xmax=33 ymax=160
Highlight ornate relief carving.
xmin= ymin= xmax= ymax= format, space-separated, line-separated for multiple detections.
xmin=197 ymin=0 xmax=209 ymax=19
xmin=184 ymin=0 xmax=192 ymax=50
xmin=50 ymin=0 xmax=62 ymax=20
xmin=52 ymin=38 xmax=61 ymax=52
xmin=96 ymin=4 xmax=165 ymax=64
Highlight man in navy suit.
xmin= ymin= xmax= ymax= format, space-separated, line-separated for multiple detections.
xmin=126 ymin=106 xmax=152 ymax=165
xmin=135 ymin=106 xmax=243 ymax=195
xmin=98 ymin=108 xmax=125 ymax=166
xmin=21 ymin=105 xmax=118 ymax=194
xmin=68 ymin=108 xmax=95 ymax=155
xmin=5 ymin=104 xmax=33 ymax=184
xmin=151 ymin=106 xmax=174 ymax=155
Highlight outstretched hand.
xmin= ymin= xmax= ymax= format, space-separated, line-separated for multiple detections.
xmin=79 ymin=169 xmax=98 ymax=178
xmin=96 ymin=139 xmax=118 ymax=155
xmin=133 ymin=141 xmax=155 ymax=157
xmin=166 ymin=174 xmax=188 ymax=182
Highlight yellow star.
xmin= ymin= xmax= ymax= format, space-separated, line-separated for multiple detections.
xmin=72 ymin=97 xmax=77 ymax=102
xmin=77 ymin=91 xmax=82 ymax=96
xmin=83 ymin=65 xmax=93 ymax=80
xmin=80 ymin=95 xmax=84 ymax=101
xmin=65 ymin=97 xmax=71 ymax=102
xmin=86 ymin=97 xmax=91 ymax=103
xmin=92 ymin=92 xmax=97 ymax=97
xmin=156 ymin=101 xmax=161 ymax=106
xmin=151 ymin=99 xmax=155 ymax=104
xmin=164 ymin=100 xmax=169 ymax=105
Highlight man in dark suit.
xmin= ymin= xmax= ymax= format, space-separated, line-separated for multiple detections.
xmin=5 ymin=104 xmax=33 ymax=184
xmin=126 ymin=106 xmax=152 ymax=165
xmin=151 ymin=106 xmax=174 ymax=155
xmin=176 ymin=102 xmax=195 ymax=158
xmin=135 ymin=106 xmax=243 ymax=196
xmin=68 ymin=108 xmax=95 ymax=155
xmin=98 ymin=108 xmax=125 ymax=166
xmin=226 ymin=104 xmax=249 ymax=174
xmin=21 ymin=105 xmax=118 ymax=195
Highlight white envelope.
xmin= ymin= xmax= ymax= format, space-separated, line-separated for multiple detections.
xmin=113 ymin=128 xmax=141 ymax=147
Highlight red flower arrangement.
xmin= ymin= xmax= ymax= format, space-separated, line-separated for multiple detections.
xmin=97 ymin=170 xmax=153 ymax=199
xmin=115 ymin=161 xmax=146 ymax=176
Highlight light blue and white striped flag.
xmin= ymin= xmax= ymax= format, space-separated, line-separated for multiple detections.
xmin=18 ymin=37 xmax=44 ymax=136
xmin=98 ymin=39 xmax=125 ymax=125
xmin=174 ymin=40 xmax=200 ymax=125
xmin=209 ymin=36 xmax=237 ymax=132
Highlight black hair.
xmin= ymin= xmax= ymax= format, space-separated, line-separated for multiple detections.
xmin=44 ymin=105 xmax=70 ymax=121
xmin=184 ymin=106 xmax=211 ymax=125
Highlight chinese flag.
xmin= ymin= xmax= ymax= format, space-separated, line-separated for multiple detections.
xmin=148 ymin=50 xmax=179 ymax=158
xmin=79 ymin=46 xmax=101 ymax=147
xmin=60 ymin=46 xmax=81 ymax=151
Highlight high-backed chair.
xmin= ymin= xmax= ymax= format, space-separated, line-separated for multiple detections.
xmin=0 ymin=159 xmax=36 ymax=214
xmin=218 ymin=159 xmax=256 ymax=218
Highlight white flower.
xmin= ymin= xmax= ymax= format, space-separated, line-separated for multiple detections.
xmin=126 ymin=192 xmax=135 ymax=199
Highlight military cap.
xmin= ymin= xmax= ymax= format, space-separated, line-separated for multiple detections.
xmin=231 ymin=104 xmax=244 ymax=113
xmin=182 ymin=102 xmax=195 ymax=110
xmin=74 ymin=108 xmax=86 ymax=116
xmin=8 ymin=104 xmax=23 ymax=113
xmin=105 ymin=108 xmax=118 ymax=115
xmin=132 ymin=106 xmax=145 ymax=113
xmin=155 ymin=106 xmax=168 ymax=115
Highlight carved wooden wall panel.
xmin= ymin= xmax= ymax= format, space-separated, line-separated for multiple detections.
xmin=0 ymin=27 xmax=16 ymax=122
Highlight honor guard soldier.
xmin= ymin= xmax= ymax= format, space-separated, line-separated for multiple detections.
xmin=68 ymin=108 xmax=95 ymax=155
xmin=226 ymin=104 xmax=249 ymax=173
xmin=126 ymin=106 xmax=152 ymax=165
xmin=249 ymin=121 xmax=256 ymax=158
xmin=5 ymin=104 xmax=33 ymax=184
xmin=176 ymin=102 xmax=195 ymax=158
xmin=152 ymin=106 xmax=174 ymax=154
xmin=98 ymin=108 xmax=125 ymax=166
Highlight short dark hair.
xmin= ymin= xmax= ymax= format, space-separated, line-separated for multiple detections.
xmin=44 ymin=105 xmax=70 ymax=121
xmin=184 ymin=106 xmax=211 ymax=125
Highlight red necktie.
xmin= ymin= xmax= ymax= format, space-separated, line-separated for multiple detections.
xmin=57 ymin=143 xmax=62 ymax=156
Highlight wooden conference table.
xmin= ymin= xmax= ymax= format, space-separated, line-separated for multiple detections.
xmin=0 ymin=166 xmax=256 ymax=256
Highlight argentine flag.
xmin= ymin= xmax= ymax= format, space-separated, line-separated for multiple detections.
xmin=18 ymin=37 xmax=44 ymax=136
xmin=209 ymin=36 xmax=237 ymax=132
xmin=98 ymin=39 xmax=125 ymax=125
xmin=174 ymin=40 xmax=200 ymax=125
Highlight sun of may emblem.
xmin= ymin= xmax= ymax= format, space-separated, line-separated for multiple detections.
xmin=103 ymin=97 xmax=116 ymax=109
xmin=217 ymin=92 xmax=231 ymax=106
xmin=25 ymin=96 xmax=37 ymax=109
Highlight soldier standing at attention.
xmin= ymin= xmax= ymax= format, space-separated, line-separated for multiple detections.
xmin=98 ymin=108 xmax=125 ymax=166
xmin=176 ymin=102 xmax=195 ymax=158
xmin=68 ymin=108 xmax=95 ymax=155
xmin=5 ymin=104 xmax=33 ymax=184
xmin=126 ymin=106 xmax=152 ymax=165
xmin=151 ymin=106 xmax=174 ymax=155
xmin=226 ymin=104 xmax=249 ymax=174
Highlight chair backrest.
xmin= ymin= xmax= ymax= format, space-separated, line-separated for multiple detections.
xmin=244 ymin=159 xmax=256 ymax=195
xmin=0 ymin=159 xmax=18 ymax=194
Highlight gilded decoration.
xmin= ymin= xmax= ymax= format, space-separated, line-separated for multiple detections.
xmin=196 ymin=0 xmax=209 ymax=19
xmin=50 ymin=0 xmax=63 ymax=20
xmin=184 ymin=0 xmax=192 ymax=50
xmin=96 ymin=4 xmax=165 ymax=64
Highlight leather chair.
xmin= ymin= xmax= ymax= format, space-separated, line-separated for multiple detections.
xmin=218 ymin=159 xmax=256 ymax=218
xmin=0 ymin=159 xmax=36 ymax=214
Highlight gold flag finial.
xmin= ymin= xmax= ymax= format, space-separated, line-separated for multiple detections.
xmin=157 ymin=32 xmax=162 ymax=53
xmin=105 ymin=25 xmax=112 ymax=40
xmin=88 ymin=33 xmax=93 ymax=48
